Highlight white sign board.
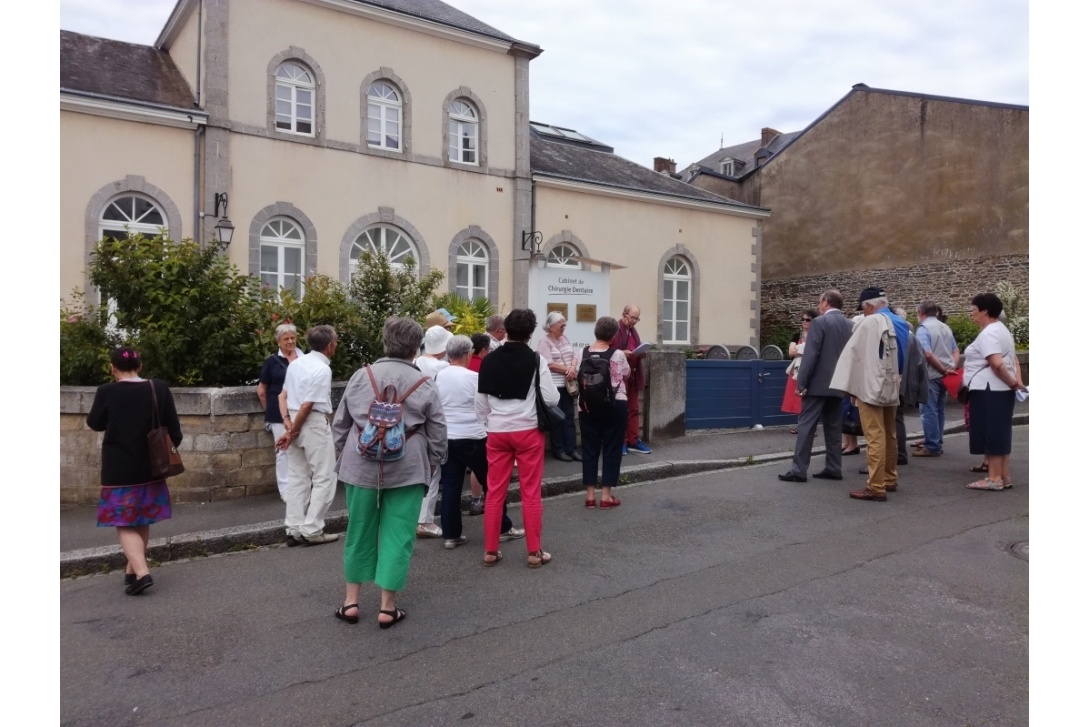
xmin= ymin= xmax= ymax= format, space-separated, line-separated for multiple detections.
xmin=527 ymin=264 xmax=612 ymax=353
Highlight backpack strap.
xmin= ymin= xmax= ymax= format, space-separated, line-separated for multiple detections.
xmin=397 ymin=375 xmax=430 ymax=404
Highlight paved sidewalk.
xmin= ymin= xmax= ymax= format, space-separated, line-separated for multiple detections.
xmin=60 ymin=401 xmax=1027 ymax=576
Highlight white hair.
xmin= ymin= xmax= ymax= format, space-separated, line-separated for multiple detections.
xmin=543 ymin=310 xmax=566 ymax=331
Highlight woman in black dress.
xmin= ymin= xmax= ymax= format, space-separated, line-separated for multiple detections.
xmin=87 ymin=347 xmax=183 ymax=595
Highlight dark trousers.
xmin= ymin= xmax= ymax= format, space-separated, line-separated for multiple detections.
xmin=549 ymin=386 xmax=577 ymax=456
xmin=580 ymin=399 xmax=627 ymax=486
xmin=439 ymin=438 xmax=511 ymax=539
xmin=624 ymin=379 xmax=641 ymax=445
xmin=789 ymin=395 xmax=844 ymax=476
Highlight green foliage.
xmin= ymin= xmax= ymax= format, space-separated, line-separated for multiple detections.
xmin=348 ymin=251 xmax=444 ymax=363
xmin=428 ymin=292 xmax=495 ymax=336
xmin=945 ymin=314 xmax=978 ymax=353
xmin=994 ymin=281 xmax=1029 ymax=349
xmin=762 ymin=324 xmax=797 ymax=355
xmin=88 ymin=233 xmax=274 ymax=385
xmin=60 ymin=292 xmax=120 ymax=386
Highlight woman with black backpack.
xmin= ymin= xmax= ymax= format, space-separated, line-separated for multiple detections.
xmin=574 ymin=317 xmax=631 ymax=509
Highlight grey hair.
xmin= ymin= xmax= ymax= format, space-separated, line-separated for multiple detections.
xmin=382 ymin=316 xmax=423 ymax=360
xmin=306 ymin=324 xmax=337 ymax=353
xmin=446 ymin=334 xmax=473 ymax=360
xmin=865 ymin=296 xmax=889 ymax=309
xmin=486 ymin=314 xmax=505 ymax=333
xmin=893 ymin=307 xmax=908 ymax=319
xmin=917 ymin=300 xmax=939 ymax=317
xmin=543 ymin=310 xmax=566 ymax=331
xmin=274 ymin=323 xmax=298 ymax=341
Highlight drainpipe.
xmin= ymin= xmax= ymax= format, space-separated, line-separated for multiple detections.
xmin=194 ymin=0 xmax=204 ymax=243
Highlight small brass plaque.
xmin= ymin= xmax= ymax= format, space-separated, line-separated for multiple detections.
xmin=546 ymin=303 xmax=568 ymax=319
xmin=576 ymin=304 xmax=597 ymax=323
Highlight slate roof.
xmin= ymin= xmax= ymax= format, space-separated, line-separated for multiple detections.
xmin=530 ymin=128 xmax=766 ymax=211
xmin=687 ymin=131 xmax=802 ymax=180
xmin=351 ymin=0 xmax=520 ymax=43
xmin=60 ymin=30 xmax=197 ymax=110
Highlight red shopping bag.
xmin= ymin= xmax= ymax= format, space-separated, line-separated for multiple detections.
xmin=942 ymin=369 xmax=963 ymax=400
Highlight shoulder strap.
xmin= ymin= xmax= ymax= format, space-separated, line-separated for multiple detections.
xmin=397 ymin=376 xmax=430 ymax=404
xmin=148 ymin=380 xmax=162 ymax=430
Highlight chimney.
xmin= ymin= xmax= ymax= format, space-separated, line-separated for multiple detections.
xmin=653 ymin=157 xmax=677 ymax=175
xmin=760 ymin=127 xmax=781 ymax=147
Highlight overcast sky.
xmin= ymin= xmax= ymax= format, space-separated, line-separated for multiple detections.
xmin=59 ymin=0 xmax=1028 ymax=170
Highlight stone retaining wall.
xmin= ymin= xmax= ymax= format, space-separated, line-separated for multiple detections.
xmin=761 ymin=254 xmax=1029 ymax=335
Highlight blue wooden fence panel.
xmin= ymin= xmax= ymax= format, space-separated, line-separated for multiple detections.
xmin=685 ymin=360 xmax=797 ymax=429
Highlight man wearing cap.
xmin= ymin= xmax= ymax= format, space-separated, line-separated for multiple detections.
xmin=778 ymin=289 xmax=855 ymax=483
xmin=413 ymin=326 xmax=453 ymax=537
xmin=914 ymin=300 xmax=960 ymax=457
xmin=830 ymin=287 xmax=910 ymax=501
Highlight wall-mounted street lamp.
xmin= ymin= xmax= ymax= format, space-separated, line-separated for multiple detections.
xmin=521 ymin=230 xmax=543 ymax=255
xmin=200 ymin=192 xmax=235 ymax=250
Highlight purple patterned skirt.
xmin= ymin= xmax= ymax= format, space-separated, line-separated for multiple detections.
xmin=96 ymin=480 xmax=173 ymax=527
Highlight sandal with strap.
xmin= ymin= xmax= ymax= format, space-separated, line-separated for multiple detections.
xmin=527 ymin=550 xmax=552 ymax=569
xmin=378 ymin=608 xmax=406 ymax=630
xmin=483 ymin=550 xmax=502 ymax=567
xmin=969 ymin=463 xmax=989 ymax=473
xmin=966 ymin=479 xmax=1005 ymax=491
xmin=335 ymin=603 xmax=359 ymax=625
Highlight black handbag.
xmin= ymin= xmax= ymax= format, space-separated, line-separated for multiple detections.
xmin=534 ymin=355 xmax=566 ymax=432
xmin=147 ymin=381 xmax=184 ymax=478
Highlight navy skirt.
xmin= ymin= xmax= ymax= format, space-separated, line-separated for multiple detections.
xmin=967 ymin=387 xmax=1016 ymax=456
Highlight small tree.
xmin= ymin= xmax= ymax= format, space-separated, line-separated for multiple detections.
xmin=60 ymin=291 xmax=121 ymax=385
xmin=349 ymin=252 xmax=444 ymax=362
xmin=428 ymin=292 xmax=495 ymax=335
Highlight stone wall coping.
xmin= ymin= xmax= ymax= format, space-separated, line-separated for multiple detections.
xmin=61 ymin=381 xmax=349 ymax=415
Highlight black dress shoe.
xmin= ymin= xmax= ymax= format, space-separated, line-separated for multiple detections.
xmin=897 ymin=455 xmax=908 ymax=465
xmin=554 ymin=452 xmax=573 ymax=462
xmin=125 ymin=574 xmax=154 ymax=595
xmin=569 ymin=451 xmax=582 ymax=461
xmin=812 ymin=471 xmax=843 ymax=480
xmin=777 ymin=472 xmax=807 ymax=482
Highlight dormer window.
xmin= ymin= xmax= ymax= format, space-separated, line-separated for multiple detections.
xmin=720 ymin=158 xmax=737 ymax=176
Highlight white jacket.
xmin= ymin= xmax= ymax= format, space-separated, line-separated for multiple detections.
xmin=829 ymin=313 xmax=901 ymax=406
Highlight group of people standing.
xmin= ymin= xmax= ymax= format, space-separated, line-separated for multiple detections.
xmin=778 ymin=287 xmax=1026 ymax=500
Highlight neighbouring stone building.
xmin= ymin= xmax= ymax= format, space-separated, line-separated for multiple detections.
xmin=681 ymin=83 xmax=1029 ymax=334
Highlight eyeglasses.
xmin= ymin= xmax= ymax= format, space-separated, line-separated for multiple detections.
xmin=627 ymin=315 xmax=641 ymax=323
xmin=801 ymin=317 xmax=812 ymax=322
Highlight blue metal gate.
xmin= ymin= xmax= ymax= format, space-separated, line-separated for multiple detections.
xmin=685 ymin=360 xmax=796 ymax=429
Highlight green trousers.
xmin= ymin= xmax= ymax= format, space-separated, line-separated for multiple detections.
xmin=343 ymin=483 xmax=425 ymax=591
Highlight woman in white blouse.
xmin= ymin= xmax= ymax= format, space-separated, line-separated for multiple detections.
xmin=537 ymin=311 xmax=581 ymax=462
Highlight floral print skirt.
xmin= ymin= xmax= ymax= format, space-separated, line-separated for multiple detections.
xmin=96 ymin=480 xmax=173 ymax=527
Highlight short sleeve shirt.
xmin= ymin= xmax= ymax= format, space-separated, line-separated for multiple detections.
xmin=258 ymin=351 xmax=293 ymax=422
xmin=283 ymin=351 xmax=333 ymax=413
xmin=963 ymin=321 xmax=1015 ymax=391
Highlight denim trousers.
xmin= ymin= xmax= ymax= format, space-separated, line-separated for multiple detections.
xmin=919 ymin=378 xmax=947 ymax=453
xmin=580 ymin=399 xmax=627 ymax=486
xmin=439 ymin=437 xmax=512 ymax=540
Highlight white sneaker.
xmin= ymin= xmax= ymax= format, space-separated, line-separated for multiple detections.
xmin=499 ymin=527 xmax=526 ymax=542
xmin=444 ymin=536 xmax=468 ymax=549
xmin=303 ymin=532 xmax=340 ymax=545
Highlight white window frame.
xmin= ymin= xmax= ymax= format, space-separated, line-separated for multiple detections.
xmin=275 ymin=62 xmax=315 ymax=136
xmin=662 ymin=256 xmax=692 ymax=344
xmin=349 ymin=224 xmax=418 ymax=280
xmin=448 ymin=99 xmax=478 ymax=165
xmin=367 ymin=82 xmax=402 ymax=151
xmin=455 ymin=239 xmax=489 ymax=300
xmin=259 ymin=217 xmax=306 ymax=299
xmin=720 ymin=159 xmax=736 ymax=176
xmin=99 ymin=193 xmax=167 ymax=241
xmin=545 ymin=243 xmax=581 ymax=269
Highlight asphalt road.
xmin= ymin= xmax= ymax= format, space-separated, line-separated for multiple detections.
xmin=60 ymin=427 xmax=1028 ymax=727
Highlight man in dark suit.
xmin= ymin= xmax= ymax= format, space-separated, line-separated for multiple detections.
xmin=779 ymin=289 xmax=856 ymax=482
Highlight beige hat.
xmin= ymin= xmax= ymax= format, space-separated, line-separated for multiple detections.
xmin=425 ymin=308 xmax=456 ymax=329
xmin=423 ymin=325 xmax=453 ymax=355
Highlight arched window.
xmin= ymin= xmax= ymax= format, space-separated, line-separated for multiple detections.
xmin=260 ymin=218 xmax=305 ymax=298
xmin=367 ymin=82 xmax=402 ymax=151
xmin=99 ymin=194 xmax=167 ymax=241
xmin=546 ymin=243 xmax=581 ymax=268
xmin=448 ymin=99 xmax=478 ymax=165
xmin=350 ymin=224 xmax=418 ymax=279
xmin=455 ymin=239 xmax=489 ymax=300
xmin=662 ymin=256 xmax=692 ymax=343
xmin=275 ymin=62 xmax=314 ymax=135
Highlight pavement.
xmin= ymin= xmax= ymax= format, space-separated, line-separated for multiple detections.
xmin=60 ymin=400 xmax=1028 ymax=578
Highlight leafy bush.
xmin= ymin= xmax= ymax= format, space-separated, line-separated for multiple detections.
xmin=60 ymin=292 xmax=121 ymax=386
xmin=428 ymin=292 xmax=495 ymax=336
xmin=945 ymin=314 xmax=978 ymax=353
xmin=994 ymin=281 xmax=1029 ymax=349
xmin=348 ymin=251 xmax=444 ymax=364
xmin=762 ymin=324 xmax=798 ymax=355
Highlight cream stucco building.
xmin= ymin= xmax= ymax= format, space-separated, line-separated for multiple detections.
xmin=60 ymin=0 xmax=768 ymax=348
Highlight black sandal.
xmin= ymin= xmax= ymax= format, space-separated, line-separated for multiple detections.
xmin=378 ymin=608 xmax=406 ymax=630
xmin=335 ymin=604 xmax=359 ymax=625
xmin=970 ymin=463 xmax=989 ymax=473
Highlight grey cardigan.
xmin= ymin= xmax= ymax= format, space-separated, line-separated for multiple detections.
xmin=331 ymin=358 xmax=448 ymax=489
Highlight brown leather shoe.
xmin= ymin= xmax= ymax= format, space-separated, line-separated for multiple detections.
xmin=849 ymin=488 xmax=887 ymax=502
xmin=885 ymin=483 xmax=898 ymax=492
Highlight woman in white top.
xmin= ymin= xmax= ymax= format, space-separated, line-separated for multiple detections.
xmin=574 ymin=317 xmax=631 ymax=509
xmin=434 ymin=335 xmax=524 ymax=550
xmin=962 ymin=292 xmax=1026 ymax=491
xmin=476 ymin=309 xmax=560 ymax=568
xmin=537 ymin=311 xmax=581 ymax=462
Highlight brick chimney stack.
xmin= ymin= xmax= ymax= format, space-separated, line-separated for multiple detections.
xmin=761 ymin=127 xmax=781 ymax=147
xmin=653 ymin=157 xmax=677 ymax=175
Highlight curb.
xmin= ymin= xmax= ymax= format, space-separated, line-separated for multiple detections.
xmin=60 ymin=417 xmax=1028 ymax=578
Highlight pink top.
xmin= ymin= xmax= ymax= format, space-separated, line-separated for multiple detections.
xmin=574 ymin=346 xmax=631 ymax=401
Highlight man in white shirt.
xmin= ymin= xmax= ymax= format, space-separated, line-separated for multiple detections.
xmin=485 ymin=315 xmax=506 ymax=351
xmin=276 ymin=325 xmax=340 ymax=545
xmin=413 ymin=325 xmax=452 ymax=537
